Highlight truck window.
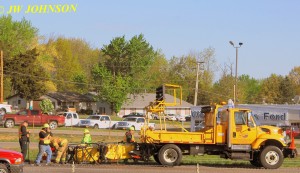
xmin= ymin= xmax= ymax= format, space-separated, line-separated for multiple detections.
xmin=66 ymin=114 xmax=72 ymax=119
xmin=31 ymin=110 xmax=39 ymax=115
xmin=137 ymin=118 xmax=145 ymax=123
xmin=234 ymin=111 xmax=247 ymax=125
xmin=19 ymin=110 xmax=28 ymax=115
xmin=73 ymin=113 xmax=78 ymax=119
xmin=103 ymin=116 xmax=110 ymax=121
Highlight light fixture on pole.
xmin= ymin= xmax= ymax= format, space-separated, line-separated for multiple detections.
xmin=229 ymin=41 xmax=243 ymax=104
xmin=194 ymin=61 xmax=205 ymax=106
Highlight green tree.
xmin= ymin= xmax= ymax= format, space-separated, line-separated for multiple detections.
xmin=0 ymin=15 xmax=38 ymax=98
xmin=260 ymin=74 xmax=283 ymax=104
xmin=39 ymin=99 xmax=54 ymax=114
xmin=238 ymin=75 xmax=261 ymax=104
xmin=279 ymin=76 xmax=296 ymax=104
xmin=288 ymin=66 xmax=300 ymax=95
xmin=93 ymin=34 xmax=156 ymax=114
xmin=7 ymin=48 xmax=47 ymax=100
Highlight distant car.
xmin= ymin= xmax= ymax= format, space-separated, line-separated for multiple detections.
xmin=113 ymin=117 xmax=155 ymax=131
xmin=152 ymin=114 xmax=159 ymax=120
xmin=78 ymin=115 xmax=112 ymax=129
xmin=175 ymin=114 xmax=186 ymax=122
xmin=0 ymin=148 xmax=23 ymax=173
xmin=122 ymin=112 xmax=144 ymax=118
xmin=165 ymin=114 xmax=176 ymax=121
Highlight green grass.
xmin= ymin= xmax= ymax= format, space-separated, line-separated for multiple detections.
xmin=0 ymin=132 xmax=122 ymax=143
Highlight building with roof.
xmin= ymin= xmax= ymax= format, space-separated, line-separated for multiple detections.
xmin=119 ymin=93 xmax=193 ymax=117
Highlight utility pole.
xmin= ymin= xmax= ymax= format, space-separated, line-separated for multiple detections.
xmin=194 ymin=61 xmax=204 ymax=106
xmin=0 ymin=50 xmax=3 ymax=103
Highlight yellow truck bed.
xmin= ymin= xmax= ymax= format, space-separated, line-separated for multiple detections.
xmin=141 ymin=129 xmax=215 ymax=144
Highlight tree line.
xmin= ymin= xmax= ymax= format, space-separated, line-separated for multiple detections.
xmin=1 ymin=16 xmax=299 ymax=114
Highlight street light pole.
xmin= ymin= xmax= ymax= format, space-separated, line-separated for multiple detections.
xmin=194 ymin=61 xmax=204 ymax=106
xmin=229 ymin=41 xmax=243 ymax=104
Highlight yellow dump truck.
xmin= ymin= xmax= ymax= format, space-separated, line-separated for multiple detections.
xmin=128 ymin=103 xmax=296 ymax=169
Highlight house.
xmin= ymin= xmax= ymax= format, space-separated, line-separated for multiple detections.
xmin=6 ymin=92 xmax=112 ymax=115
xmin=119 ymin=93 xmax=192 ymax=117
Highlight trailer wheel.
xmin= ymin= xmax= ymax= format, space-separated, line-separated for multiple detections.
xmin=260 ymin=146 xmax=283 ymax=169
xmin=153 ymin=154 xmax=161 ymax=164
xmin=158 ymin=144 xmax=182 ymax=166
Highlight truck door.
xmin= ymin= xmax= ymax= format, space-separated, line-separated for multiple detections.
xmin=29 ymin=110 xmax=42 ymax=126
xmin=100 ymin=116 xmax=110 ymax=128
xmin=230 ymin=110 xmax=257 ymax=148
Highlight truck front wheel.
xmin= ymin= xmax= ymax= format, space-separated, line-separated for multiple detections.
xmin=49 ymin=121 xmax=58 ymax=129
xmin=4 ymin=119 xmax=14 ymax=128
xmin=158 ymin=144 xmax=182 ymax=166
xmin=260 ymin=146 xmax=283 ymax=169
xmin=0 ymin=164 xmax=8 ymax=173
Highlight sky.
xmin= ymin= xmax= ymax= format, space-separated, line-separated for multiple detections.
xmin=1 ymin=0 xmax=300 ymax=81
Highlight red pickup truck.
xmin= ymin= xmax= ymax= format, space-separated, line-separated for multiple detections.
xmin=0 ymin=148 xmax=23 ymax=173
xmin=1 ymin=109 xmax=65 ymax=129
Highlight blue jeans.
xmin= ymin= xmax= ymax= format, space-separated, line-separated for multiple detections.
xmin=35 ymin=145 xmax=52 ymax=164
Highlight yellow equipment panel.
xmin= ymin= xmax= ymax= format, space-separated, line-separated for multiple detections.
xmin=105 ymin=143 xmax=135 ymax=160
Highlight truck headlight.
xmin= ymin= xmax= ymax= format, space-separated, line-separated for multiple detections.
xmin=14 ymin=157 xmax=22 ymax=164
xmin=280 ymin=137 xmax=287 ymax=144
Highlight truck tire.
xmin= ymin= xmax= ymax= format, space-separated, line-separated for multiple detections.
xmin=94 ymin=124 xmax=99 ymax=129
xmin=49 ymin=121 xmax=58 ymax=129
xmin=4 ymin=119 xmax=14 ymax=128
xmin=158 ymin=144 xmax=182 ymax=166
xmin=153 ymin=154 xmax=161 ymax=164
xmin=259 ymin=146 xmax=283 ymax=169
xmin=0 ymin=108 xmax=6 ymax=116
xmin=0 ymin=163 xmax=8 ymax=173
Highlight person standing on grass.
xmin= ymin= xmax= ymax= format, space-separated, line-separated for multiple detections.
xmin=35 ymin=123 xmax=52 ymax=166
xmin=81 ymin=129 xmax=92 ymax=144
xmin=19 ymin=121 xmax=30 ymax=161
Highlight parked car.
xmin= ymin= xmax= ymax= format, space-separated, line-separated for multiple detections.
xmin=78 ymin=115 xmax=117 ymax=129
xmin=1 ymin=109 xmax=65 ymax=129
xmin=165 ymin=114 xmax=176 ymax=121
xmin=0 ymin=148 xmax=23 ymax=173
xmin=62 ymin=112 xmax=81 ymax=126
xmin=175 ymin=114 xmax=186 ymax=122
xmin=113 ymin=117 xmax=155 ymax=131
xmin=152 ymin=114 xmax=159 ymax=120
xmin=122 ymin=112 xmax=144 ymax=118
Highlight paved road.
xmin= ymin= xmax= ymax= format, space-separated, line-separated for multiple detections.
xmin=23 ymin=164 xmax=300 ymax=173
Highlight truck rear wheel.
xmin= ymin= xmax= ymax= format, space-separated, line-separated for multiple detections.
xmin=260 ymin=146 xmax=283 ymax=169
xmin=158 ymin=144 xmax=182 ymax=166
xmin=49 ymin=121 xmax=58 ymax=129
xmin=4 ymin=119 xmax=14 ymax=128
